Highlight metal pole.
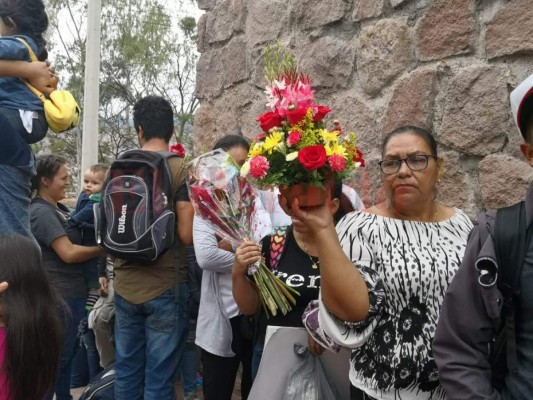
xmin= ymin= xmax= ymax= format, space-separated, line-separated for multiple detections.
xmin=79 ymin=0 xmax=102 ymax=189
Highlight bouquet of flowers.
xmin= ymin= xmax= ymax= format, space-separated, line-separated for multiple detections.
xmin=188 ymin=149 xmax=299 ymax=318
xmin=241 ymin=43 xmax=364 ymax=202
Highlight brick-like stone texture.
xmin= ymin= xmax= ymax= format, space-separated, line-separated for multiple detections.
xmin=196 ymin=14 xmax=208 ymax=53
xmin=221 ymin=36 xmax=248 ymax=87
xmin=479 ymin=154 xmax=533 ymax=209
xmin=295 ymin=0 xmax=348 ymax=30
xmin=297 ymin=36 xmax=355 ymax=89
xmin=382 ymin=68 xmax=437 ymax=134
xmin=439 ymin=67 xmax=509 ymax=156
xmin=205 ymin=1 xmax=235 ymax=44
xmin=195 ymin=49 xmax=224 ymax=100
xmin=353 ymin=0 xmax=384 ymax=21
xmin=437 ymin=151 xmax=471 ymax=211
xmin=246 ymin=0 xmax=289 ymax=47
xmin=356 ymin=19 xmax=411 ymax=95
xmin=415 ymin=0 xmax=475 ymax=61
xmin=486 ymin=0 xmax=533 ymax=59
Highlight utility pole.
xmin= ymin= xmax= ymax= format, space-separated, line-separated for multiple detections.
xmin=79 ymin=0 xmax=102 ymax=189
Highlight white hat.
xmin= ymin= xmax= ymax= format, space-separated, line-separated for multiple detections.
xmin=510 ymin=74 xmax=533 ymax=139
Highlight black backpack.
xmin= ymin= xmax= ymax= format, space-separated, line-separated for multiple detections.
xmin=79 ymin=363 xmax=115 ymax=400
xmin=481 ymin=201 xmax=533 ymax=389
xmin=94 ymin=150 xmax=183 ymax=263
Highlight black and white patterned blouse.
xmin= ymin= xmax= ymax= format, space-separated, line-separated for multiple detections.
xmin=318 ymin=209 xmax=473 ymax=400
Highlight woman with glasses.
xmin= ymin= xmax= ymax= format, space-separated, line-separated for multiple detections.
xmin=294 ymin=125 xmax=473 ymax=400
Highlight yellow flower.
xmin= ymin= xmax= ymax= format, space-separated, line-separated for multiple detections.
xmin=240 ymin=160 xmax=251 ymax=176
xmin=263 ymin=131 xmax=284 ymax=153
xmin=250 ymin=142 xmax=264 ymax=156
xmin=319 ymin=129 xmax=339 ymax=143
xmin=325 ymin=142 xmax=347 ymax=157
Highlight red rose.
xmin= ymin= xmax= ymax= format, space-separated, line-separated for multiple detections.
xmin=313 ymin=105 xmax=332 ymax=122
xmin=286 ymin=107 xmax=308 ymax=125
xmin=298 ymin=145 xmax=327 ymax=171
xmin=353 ymin=148 xmax=366 ymax=167
xmin=170 ymin=143 xmax=186 ymax=157
xmin=257 ymin=111 xmax=283 ymax=132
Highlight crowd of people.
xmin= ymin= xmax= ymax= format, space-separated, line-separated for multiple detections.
xmin=1 ymin=1 xmax=533 ymax=400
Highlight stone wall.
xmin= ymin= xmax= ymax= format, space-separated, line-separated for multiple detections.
xmin=193 ymin=0 xmax=533 ymax=218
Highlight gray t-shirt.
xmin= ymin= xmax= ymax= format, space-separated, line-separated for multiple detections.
xmin=30 ymin=198 xmax=87 ymax=300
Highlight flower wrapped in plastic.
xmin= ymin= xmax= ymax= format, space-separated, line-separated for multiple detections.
xmin=188 ymin=149 xmax=299 ymax=318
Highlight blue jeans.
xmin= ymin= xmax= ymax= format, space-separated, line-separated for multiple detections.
xmin=71 ymin=324 xmax=102 ymax=387
xmin=0 ymin=107 xmax=41 ymax=239
xmin=179 ymin=340 xmax=200 ymax=398
xmin=251 ymin=341 xmax=264 ymax=381
xmin=46 ymin=298 xmax=86 ymax=400
xmin=114 ymin=284 xmax=189 ymax=400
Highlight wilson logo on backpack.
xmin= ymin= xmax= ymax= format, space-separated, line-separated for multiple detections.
xmin=94 ymin=150 xmax=182 ymax=262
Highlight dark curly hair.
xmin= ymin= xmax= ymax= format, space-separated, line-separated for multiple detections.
xmin=133 ymin=96 xmax=174 ymax=143
xmin=0 ymin=0 xmax=49 ymax=60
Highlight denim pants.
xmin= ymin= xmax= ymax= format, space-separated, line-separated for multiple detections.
xmin=45 ymin=298 xmax=86 ymax=400
xmin=179 ymin=338 xmax=200 ymax=398
xmin=71 ymin=324 xmax=102 ymax=387
xmin=114 ymin=284 xmax=189 ymax=400
xmin=0 ymin=107 xmax=43 ymax=239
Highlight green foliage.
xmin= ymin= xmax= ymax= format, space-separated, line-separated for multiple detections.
xmin=43 ymin=0 xmax=199 ymax=187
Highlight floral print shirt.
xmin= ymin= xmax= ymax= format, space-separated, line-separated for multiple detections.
xmin=318 ymin=209 xmax=473 ymax=400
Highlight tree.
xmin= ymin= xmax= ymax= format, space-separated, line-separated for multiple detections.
xmin=43 ymin=0 xmax=199 ymax=184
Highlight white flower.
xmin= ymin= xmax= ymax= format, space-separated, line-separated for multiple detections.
xmin=286 ymin=151 xmax=299 ymax=161
xmin=240 ymin=160 xmax=251 ymax=176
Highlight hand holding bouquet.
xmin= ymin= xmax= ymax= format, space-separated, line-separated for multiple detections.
xmin=188 ymin=149 xmax=299 ymax=317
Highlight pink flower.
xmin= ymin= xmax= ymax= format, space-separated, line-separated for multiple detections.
xmin=287 ymin=130 xmax=302 ymax=146
xmin=329 ymin=154 xmax=346 ymax=172
xmin=249 ymin=156 xmax=270 ymax=179
xmin=170 ymin=143 xmax=186 ymax=157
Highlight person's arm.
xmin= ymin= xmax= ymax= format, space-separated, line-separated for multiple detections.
xmin=289 ymin=194 xmax=370 ymax=321
xmin=433 ymin=226 xmax=502 ymax=400
xmin=0 ymin=60 xmax=57 ymax=94
xmin=177 ymin=200 xmax=194 ymax=245
xmin=51 ymin=235 xmax=104 ymax=264
xmin=193 ymin=216 xmax=236 ymax=272
xmin=232 ymin=240 xmax=261 ymax=315
xmin=69 ymin=197 xmax=97 ymax=226
xmin=175 ymin=183 xmax=194 ymax=245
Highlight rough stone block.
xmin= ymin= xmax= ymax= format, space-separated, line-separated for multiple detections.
xmin=246 ymin=0 xmax=289 ymax=47
xmin=353 ymin=0 xmax=384 ymax=21
xmin=382 ymin=68 xmax=437 ymax=134
xmin=415 ymin=0 xmax=475 ymax=61
xmin=197 ymin=0 xmax=216 ymax=11
xmin=439 ymin=67 xmax=509 ymax=156
xmin=195 ymin=49 xmax=224 ymax=100
xmin=479 ymin=154 xmax=533 ymax=209
xmin=295 ymin=0 xmax=348 ymax=30
xmin=356 ymin=19 xmax=411 ymax=95
xmin=196 ymin=13 xmax=208 ymax=53
xmin=206 ymin=1 xmax=235 ymax=44
xmin=297 ymin=36 xmax=355 ymax=89
xmin=486 ymin=0 xmax=533 ymax=59
xmin=193 ymin=103 xmax=217 ymax=154
xmin=221 ymin=36 xmax=248 ymax=87
xmin=390 ymin=0 xmax=411 ymax=7
xmin=436 ymin=151 xmax=470 ymax=211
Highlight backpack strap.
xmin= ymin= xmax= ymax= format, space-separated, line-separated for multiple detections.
xmin=269 ymin=225 xmax=290 ymax=271
xmin=495 ymin=201 xmax=533 ymax=372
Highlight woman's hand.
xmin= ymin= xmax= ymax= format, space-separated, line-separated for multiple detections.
xmin=308 ymin=334 xmax=325 ymax=355
xmin=22 ymin=61 xmax=58 ymax=94
xmin=99 ymin=277 xmax=108 ymax=297
xmin=0 ymin=281 xmax=8 ymax=293
xmin=233 ymin=240 xmax=261 ymax=276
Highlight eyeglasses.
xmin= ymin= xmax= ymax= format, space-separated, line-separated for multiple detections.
xmin=378 ymin=154 xmax=437 ymax=175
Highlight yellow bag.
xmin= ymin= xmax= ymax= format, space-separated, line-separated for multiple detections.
xmin=16 ymin=38 xmax=81 ymax=133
